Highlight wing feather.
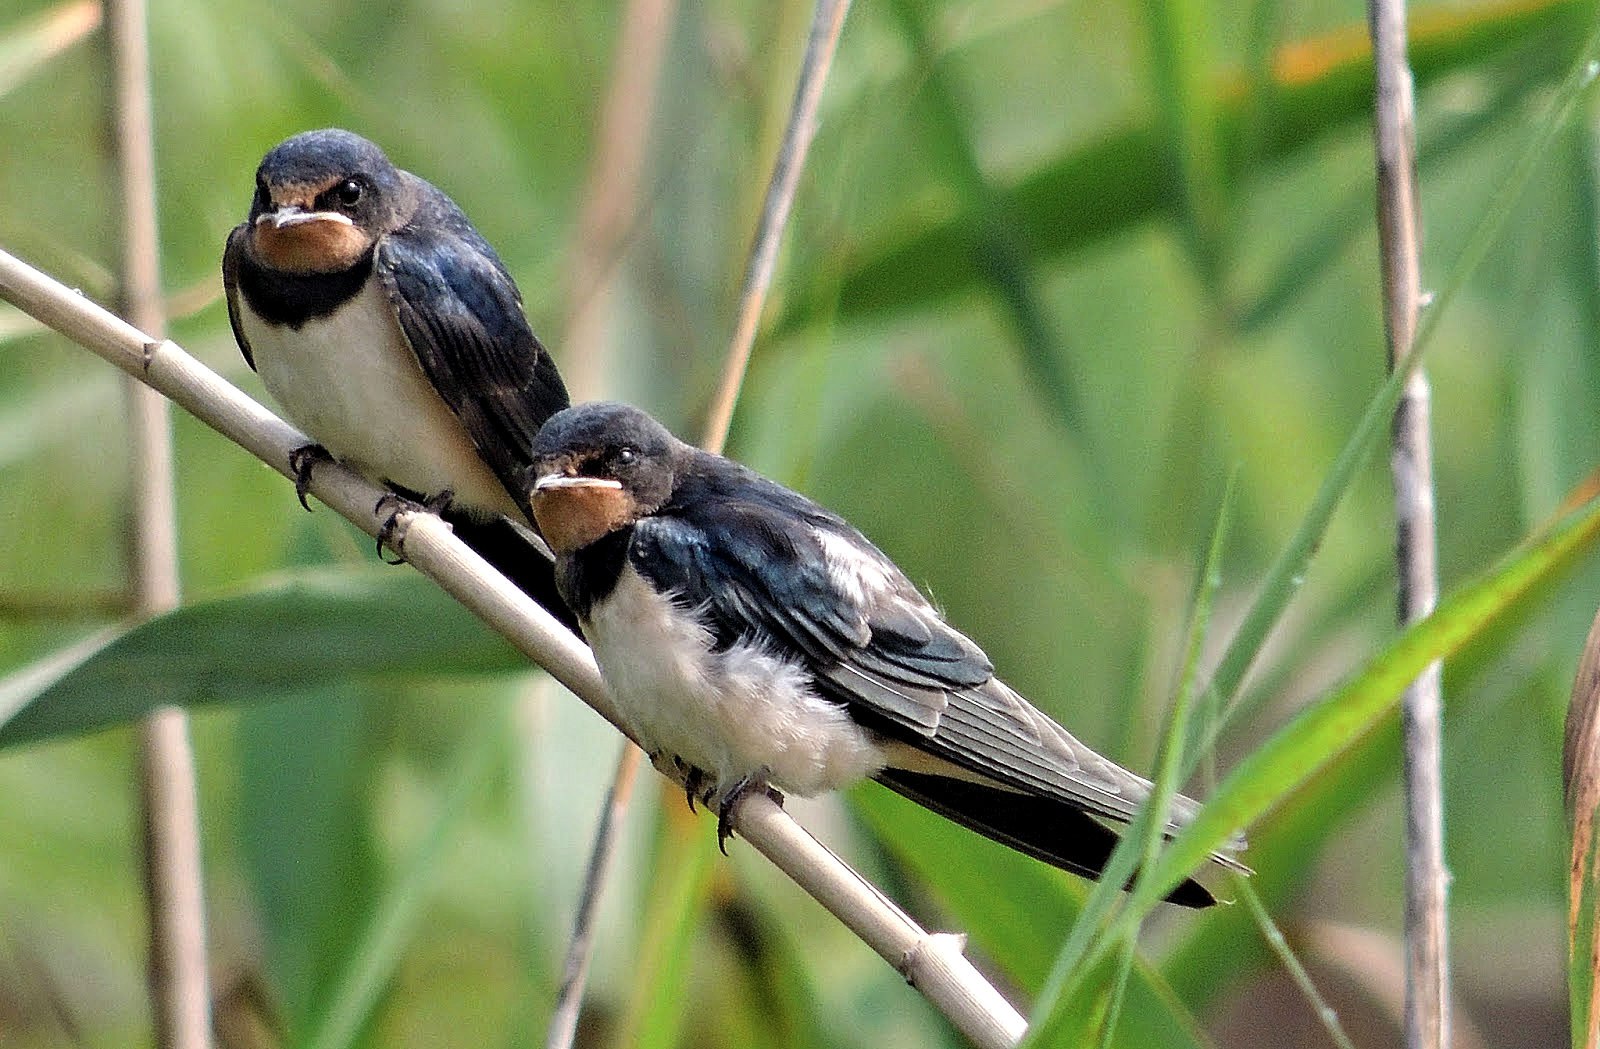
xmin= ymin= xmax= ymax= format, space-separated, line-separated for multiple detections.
xmin=624 ymin=460 xmax=1245 ymax=862
xmin=374 ymin=182 xmax=568 ymax=517
xmin=222 ymin=225 xmax=256 ymax=371
xmin=626 ymin=472 xmax=1174 ymax=819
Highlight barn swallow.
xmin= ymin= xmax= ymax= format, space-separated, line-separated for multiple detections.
xmin=528 ymin=402 xmax=1247 ymax=907
xmin=223 ymin=128 xmax=575 ymax=626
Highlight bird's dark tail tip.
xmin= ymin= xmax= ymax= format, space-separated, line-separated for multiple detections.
xmin=873 ymin=769 xmax=1221 ymax=908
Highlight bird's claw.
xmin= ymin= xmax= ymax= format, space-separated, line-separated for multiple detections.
xmin=683 ymin=765 xmax=709 ymax=814
xmin=287 ymin=444 xmax=333 ymax=511
xmin=714 ymin=771 xmax=782 ymax=856
xmin=372 ymin=489 xmax=456 ymax=563
xmin=660 ymin=755 xmax=711 ymax=813
xmin=653 ymin=757 xmax=782 ymax=851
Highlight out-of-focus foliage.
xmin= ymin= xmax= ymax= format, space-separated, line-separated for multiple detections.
xmin=1 ymin=0 xmax=1595 ymax=1046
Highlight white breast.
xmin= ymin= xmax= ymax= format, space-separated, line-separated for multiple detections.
xmin=239 ymin=279 xmax=521 ymax=520
xmin=583 ymin=566 xmax=887 ymax=797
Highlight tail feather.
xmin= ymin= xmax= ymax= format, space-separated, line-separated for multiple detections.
xmin=873 ymin=768 xmax=1220 ymax=908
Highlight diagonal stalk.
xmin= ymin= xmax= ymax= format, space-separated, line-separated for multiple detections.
xmin=556 ymin=2 xmax=853 ymax=1043
xmin=0 ymin=246 xmax=1031 ymax=1049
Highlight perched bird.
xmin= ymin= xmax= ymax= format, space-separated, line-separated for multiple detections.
xmin=529 ymin=402 xmax=1246 ymax=907
xmin=223 ymin=128 xmax=575 ymax=625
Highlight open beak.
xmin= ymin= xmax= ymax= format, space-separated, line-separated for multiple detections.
xmin=256 ymin=206 xmax=354 ymax=230
xmin=533 ymin=473 xmax=623 ymax=493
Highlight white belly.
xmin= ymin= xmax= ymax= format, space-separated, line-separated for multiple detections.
xmin=584 ymin=567 xmax=887 ymax=797
xmin=241 ymin=279 xmax=522 ymax=520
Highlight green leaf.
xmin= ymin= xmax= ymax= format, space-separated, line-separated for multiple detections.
xmin=0 ymin=568 xmax=525 ymax=749
xmin=1157 ymin=494 xmax=1600 ymax=899
xmin=239 ymin=685 xmax=380 ymax=1044
xmin=779 ymin=0 xmax=1591 ymax=332
xmin=1028 ymin=491 xmax=1600 ymax=1041
xmin=882 ymin=0 xmax=1078 ymax=432
xmin=301 ymin=710 xmax=504 ymax=1049
xmin=1139 ymin=0 xmax=1225 ymax=287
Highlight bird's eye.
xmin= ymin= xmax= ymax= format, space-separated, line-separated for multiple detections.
xmin=615 ymin=447 xmax=636 ymax=466
xmin=253 ymin=178 xmax=270 ymax=210
xmin=334 ymin=179 xmax=363 ymax=207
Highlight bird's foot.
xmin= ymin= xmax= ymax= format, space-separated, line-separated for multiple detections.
xmin=714 ymin=771 xmax=783 ymax=856
xmin=372 ymin=489 xmax=453 ymax=563
xmin=661 ymin=755 xmax=711 ymax=814
xmin=287 ymin=443 xmax=334 ymax=511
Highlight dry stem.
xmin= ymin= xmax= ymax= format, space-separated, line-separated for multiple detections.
xmin=560 ymin=2 xmax=854 ymax=1041
xmin=1368 ymin=1 xmax=1448 ymax=1046
xmin=698 ymin=0 xmax=852 ymax=452
xmin=105 ymin=0 xmax=212 ymax=1043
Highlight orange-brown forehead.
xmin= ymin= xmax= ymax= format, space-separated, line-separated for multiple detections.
xmin=265 ymin=176 xmax=343 ymax=208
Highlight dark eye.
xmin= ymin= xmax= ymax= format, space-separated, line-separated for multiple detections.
xmin=253 ymin=178 xmax=270 ymax=210
xmin=615 ymin=447 xmax=636 ymax=466
xmin=334 ymin=179 xmax=363 ymax=207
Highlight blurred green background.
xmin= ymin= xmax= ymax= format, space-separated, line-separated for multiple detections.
xmin=1 ymin=0 xmax=1597 ymax=1045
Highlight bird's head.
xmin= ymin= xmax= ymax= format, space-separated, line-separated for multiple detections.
xmin=243 ymin=129 xmax=409 ymax=274
xmin=529 ymin=402 xmax=681 ymax=555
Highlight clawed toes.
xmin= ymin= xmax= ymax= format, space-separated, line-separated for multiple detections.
xmin=674 ymin=759 xmax=719 ymax=816
xmin=715 ymin=771 xmax=782 ymax=856
xmin=371 ymin=489 xmax=456 ymax=563
xmin=373 ymin=493 xmax=417 ymax=563
xmin=287 ymin=444 xmax=333 ymax=511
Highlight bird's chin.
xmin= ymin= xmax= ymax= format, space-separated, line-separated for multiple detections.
xmin=531 ymin=485 xmax=636 ymax=556
xmin=253 ymin=218 xmax=372 ymax=274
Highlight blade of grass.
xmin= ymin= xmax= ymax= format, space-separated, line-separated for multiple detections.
xmin=1031 ymin=487 xmax=1600 ymax=1039
xmin=239 ymin=685 xmax=378 ymax=1044
xmin=0 ymin=569 xmax=524 ymax=748
xmin=1025 ymin=474 xmax=1237 ymax=1045
xmin=1239 ymin=72 xmax=1538 ymax=332
xmin=301 ymin=710 xmax=503 ymax=1049
xmin=1235 ymin=879 xmax=1357 ymax=1049
xmin=883 ymin=0 xmax=1080 ymax=434
xmin=1196 ymin=16 xmax=1600 ymax=757
xmin=1140 ymin=0 xmax=1227 ymax=289
xmin=1153 ymin=494 xmax=1600 ymax=898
